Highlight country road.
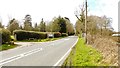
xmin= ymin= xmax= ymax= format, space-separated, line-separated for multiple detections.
xmin=0 ymin=36 xmax=78 ymax=66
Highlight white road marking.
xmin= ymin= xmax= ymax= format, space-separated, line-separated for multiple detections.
xmin=53 ymin=37 xmax=78 ymax=66
xmin=64 ymin=38 xmax=70 ymax=41
xmin=0 ymin=48 xmax=43 ymax=66
xmin=20 ymin=54 xmax=24 ymax=57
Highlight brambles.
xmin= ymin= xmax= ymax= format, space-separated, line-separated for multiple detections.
xmin=93 ymin=37 xmax=118 ymax=66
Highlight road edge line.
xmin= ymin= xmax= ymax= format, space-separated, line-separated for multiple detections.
xmin=53 ymin=36 xmax=79 ymax=66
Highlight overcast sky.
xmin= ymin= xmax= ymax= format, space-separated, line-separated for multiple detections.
xmin=0 ymin=0 xmax=119 ymax=31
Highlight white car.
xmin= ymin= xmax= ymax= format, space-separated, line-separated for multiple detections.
xmin=48 ymin=34 xmax=54 ymax=38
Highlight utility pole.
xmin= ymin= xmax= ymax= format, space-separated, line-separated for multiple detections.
xmin=85 ymin=0 xmax=87 ymax=43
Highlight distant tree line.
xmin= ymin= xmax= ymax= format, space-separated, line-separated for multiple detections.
xmin=0 ymin=14 xmax=75 ymax=44
xmin=0 ymin=14 xmax=75 ymax=35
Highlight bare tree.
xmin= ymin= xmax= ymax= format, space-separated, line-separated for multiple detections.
xmin=75 ymin=2 xmax=86 ymax=34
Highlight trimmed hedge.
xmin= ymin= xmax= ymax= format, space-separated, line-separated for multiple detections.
xmin=61 ymin=33 xmax=68 ymax=37
xmin=0 ymin=28 xmax=11 ymax=44
xmin=13 ymin=30 xmax=47 ymax=41
xmin=13 ymin=30 xmax=68 ymax=41
xmin=53 ymin=32 xmax=61 ymax=38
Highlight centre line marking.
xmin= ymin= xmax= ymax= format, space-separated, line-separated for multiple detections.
xmin=0 ymin=48 xmax=43 ymax=66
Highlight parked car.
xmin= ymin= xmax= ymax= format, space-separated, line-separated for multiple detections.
xmin=48 ymin=34 xmax=54 ymax=38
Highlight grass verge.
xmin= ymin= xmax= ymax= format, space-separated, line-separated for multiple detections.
xmin=62 ymin=38 xmax=104 ymax=66
xmin=17 ymin=37 xmax=65 ymax=42
xmin=0 ymin=44 xmax=19 ymax=51
xmin=0 ymin=37 xmax=66 ymax=51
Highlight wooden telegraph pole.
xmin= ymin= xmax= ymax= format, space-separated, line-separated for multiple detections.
xmin=85 ymin=0 xmax=87 ymax=43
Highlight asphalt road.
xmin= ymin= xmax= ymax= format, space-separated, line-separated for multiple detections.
xmin=0 ymin=36 xmax=78 ymax=66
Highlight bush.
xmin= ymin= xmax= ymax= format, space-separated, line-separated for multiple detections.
xmin=54 ymin=32 xmax=61 ymax=38
xmin=13 ymin=30 xmax=47 ymax=41
xmin=61 ymin=33 xmax=68 ymax=37
xmin=0 ymin=28 xmax=11 ymax=44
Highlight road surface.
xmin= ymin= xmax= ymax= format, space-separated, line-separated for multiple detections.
xmin=0 ymin=36 xmax=78 ymax=66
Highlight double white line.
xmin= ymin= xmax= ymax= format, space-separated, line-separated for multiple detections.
xmin=0 ymin=48 xmax=43 ymax=66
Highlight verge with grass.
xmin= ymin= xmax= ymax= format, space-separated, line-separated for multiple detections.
xmin=16 ymin=37 xmax=65 ymax=42
xmin=62 ymin=37 xmax=105 ymax=66
xmin=0 ymin=44 xmax=19 ymax=51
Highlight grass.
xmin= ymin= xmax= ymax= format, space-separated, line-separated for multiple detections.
xmin=0 ymin=37 xmax=66 ymax=51
xmin=62 ymin=37 xmax=105 ymax=66
xmin=17 ymin=37 xmax=65 ymax=42
xmin=0 ymin=44 xmax=19 ymax=51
